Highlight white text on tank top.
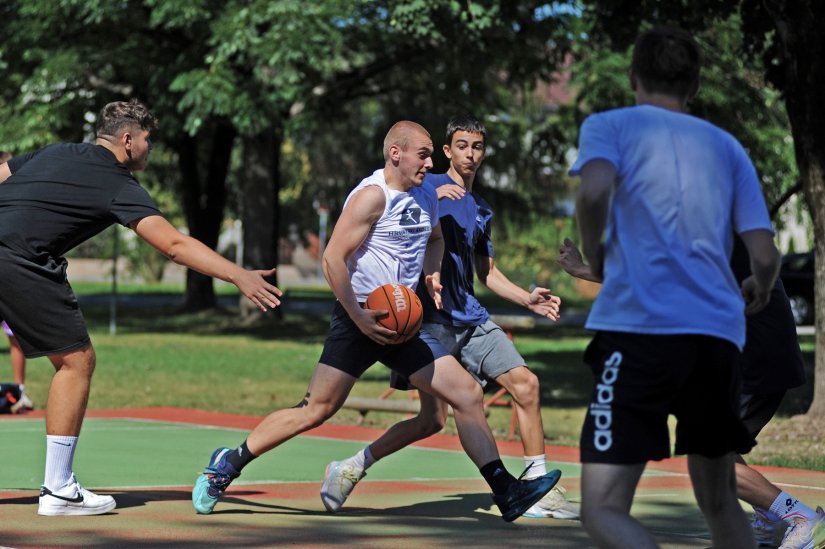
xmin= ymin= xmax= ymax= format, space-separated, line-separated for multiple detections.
xmin=345 ymin=169 xmax=437 ymax=301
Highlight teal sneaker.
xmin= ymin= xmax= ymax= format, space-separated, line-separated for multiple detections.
xmin=192 ymin=447 xmax=240 ymax=514
xmin=492 ymin=469 xmax=562 ymax=522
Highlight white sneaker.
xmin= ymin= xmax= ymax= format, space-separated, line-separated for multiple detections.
xmin=778 ymin=506 xmax=825 ymax=549
xmin=752 ymin=506 xmax=784 ymax=547
xmin=10 ymin=393 xmax=34 ymax=414
xmin=320 ymin=460 xmax=365 ymax=512
xmin=520 ymin=485 xmax=580 ymax=519
xmin=38 ymin=475 xmax=116 ymax=516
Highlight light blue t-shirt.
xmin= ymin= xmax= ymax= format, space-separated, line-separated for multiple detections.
xmin=569 ymin=105 xmax=773 ymax=348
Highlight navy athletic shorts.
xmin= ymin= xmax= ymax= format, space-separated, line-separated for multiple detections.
xmin=319 ymin=301 xmax=449 ymax=379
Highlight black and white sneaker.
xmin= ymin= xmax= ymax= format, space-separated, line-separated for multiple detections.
xmin=492 ymin=469 xmax=562 ymax=522
xmin=38 ymin=475 xmax=116 ymax=516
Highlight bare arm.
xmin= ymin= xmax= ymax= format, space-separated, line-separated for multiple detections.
xmin=322 ymin=186 xmax=396 ymax=344
xmin=131 ymin=215 xmax=282 ymax=311
xmin=575 ymin=159 xmax=616 ymax=280
xmin=476 ymin=255 xmax=561 ymax=320
xmin=738 ymin=228 xmax=781 ymax=315
xmin=0 ymin=163 xmax=11 ymax=184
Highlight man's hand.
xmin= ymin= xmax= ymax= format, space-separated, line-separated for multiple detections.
xmin=741 ymin=275 xmax=771 ymax=315
xmin=425 ymin=273 xmax=443 ymax=310
xmin=436 ymin=184 xmax=465 ymax=201
xmin=557 ymin=238 xmax=586 ymax=276
xmin=557 ymin=238 xmax=602 ymax=283
xmin=353 ymin=307 xmax=397 ymax=345
xmin=233 ymin=267 xmax=283 ymax=311
xmin=526 ymin=287 xmax=561 ymax=320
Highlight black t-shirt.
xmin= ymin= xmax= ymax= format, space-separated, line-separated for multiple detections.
xmin=731 ymin=235 xmax=806 ymax=394
xmin=0 ymin=143 xmax=160 ymax=261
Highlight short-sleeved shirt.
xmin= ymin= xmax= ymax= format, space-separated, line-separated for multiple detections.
xmin=0 ymin=142 xmax=161 ymax=357
xmin=1 ymin=143 xmax=161 ymax=261
xmin=343 ymin=169 xmax=439 ymax=301
xmin=417 ymin=173 xmax=494 ymax=327
xmin=569 ymin=105 xmax=774 ymax=349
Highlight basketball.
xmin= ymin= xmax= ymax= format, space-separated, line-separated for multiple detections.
xmin=365 ymin=283 xmax=423 ymax=343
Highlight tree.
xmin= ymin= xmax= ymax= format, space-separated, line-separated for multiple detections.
xmin=580 ymin=0 xmax=825 ymax=416
xmin=171 ymin=0 xmax=579 ymax=315
xmin=0 ymin=0 xmax=242 ymax=309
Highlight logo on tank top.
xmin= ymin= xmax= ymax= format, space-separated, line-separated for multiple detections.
xmin=400 ymin=207 xmax=421 ymax=225
xmin=590 ymin=351 xmax=622 ymax=452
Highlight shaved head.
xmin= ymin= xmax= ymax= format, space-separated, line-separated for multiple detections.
xmin=383 ymin=121 xmax=431 ymax=161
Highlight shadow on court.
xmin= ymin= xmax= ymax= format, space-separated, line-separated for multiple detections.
xmin=3 ymin=408 xmax=824 ymax=548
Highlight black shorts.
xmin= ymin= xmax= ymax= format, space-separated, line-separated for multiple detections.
xmin=0 ymin=248 xmax=90 ymax=358
xmin=740 ymin=391 xmax=785 ymax=439
xmin=580 ymin=331 xmax=755 ymax=464
xmin=319 ymin=301 xmax=448 ymax=379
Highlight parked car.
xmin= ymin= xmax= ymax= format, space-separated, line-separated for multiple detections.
xmin=778 ymin=251 xmax=815 ymax=325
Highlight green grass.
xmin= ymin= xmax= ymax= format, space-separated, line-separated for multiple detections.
xmin=2 ymin=288 xmax=820 ymax=471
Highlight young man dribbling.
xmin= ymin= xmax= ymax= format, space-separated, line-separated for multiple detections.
xmin=323 ymin=115 xmax=579 ymax=520
xmin=191 ymin=121 xmax=560 ymax=522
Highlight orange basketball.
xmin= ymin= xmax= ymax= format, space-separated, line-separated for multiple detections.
xmin=365 ymin=283 xmax=424 ymax=344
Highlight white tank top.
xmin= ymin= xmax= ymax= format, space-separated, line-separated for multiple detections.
xmin=343 ymin=169 xmax=439 ymax=301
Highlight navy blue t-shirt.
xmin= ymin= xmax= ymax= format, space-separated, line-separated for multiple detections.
xmin=1 ymin=143 xmax=160 ymax=262
xmin=417 ymin=173 xmax=494 ymax=326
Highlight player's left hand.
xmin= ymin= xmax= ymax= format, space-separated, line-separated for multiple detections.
xmin=425 ymin=273 xmax=443 ymax=310
xmin=436 ymin=184 xmax=465 ymax=201
xmin=527 ymin=287 xmax=561 ymax=320
xmin=235 ymin=267 xmax=283 ymax=311
xmin=741 ymin=275 xmax=771 ymax=315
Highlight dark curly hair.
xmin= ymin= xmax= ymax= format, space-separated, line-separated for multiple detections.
xmin=96 ymin=98 xmax=157 ymax=137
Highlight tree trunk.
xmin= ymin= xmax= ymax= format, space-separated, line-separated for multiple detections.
xmin=764 ymin=0 xmax=825 ymax=415
xmin=176 ymin=123 xmax=237 ymax=311
xmin=239 ymin=128 xmax=283 ymax=320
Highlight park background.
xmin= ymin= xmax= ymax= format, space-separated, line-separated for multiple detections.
xmin=0 ymin=1 xmax=823 ymax=472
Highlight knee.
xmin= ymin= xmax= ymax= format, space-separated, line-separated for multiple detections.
xmin=505 ymin=369 xmax=539 ymax=406
xmin=300 ymin=403 xmax=337 ymax=430
xmin=415 ymin=412 xmax=446 ymax=437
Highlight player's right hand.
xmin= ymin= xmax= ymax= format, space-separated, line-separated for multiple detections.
xmin=356 ymin=308 xmax=397 ymax=345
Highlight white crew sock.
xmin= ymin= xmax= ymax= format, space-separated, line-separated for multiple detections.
xmin=346 ymin=447 xmax=376 ymax=472
xmin=523 ymin=454 xmax=547 ymax=480
xmin=44 ymin=435 xmax=78 ymax=491
xmin=769 ymin=491 xmax=819 ymax=524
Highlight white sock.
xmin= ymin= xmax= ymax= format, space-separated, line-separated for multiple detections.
xmin=769 ymin=491 xmax=819 ymax=524
xmin=523 ymin=454 xmax=547 ymax=480
xmin=346 ymin=447 xmax=375 ymax=472
xmin=44 ymin=435 xmax=78 ymax=491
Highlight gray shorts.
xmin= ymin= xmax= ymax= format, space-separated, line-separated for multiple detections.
xmin=424 ymin=320 xmax=526 ymax=387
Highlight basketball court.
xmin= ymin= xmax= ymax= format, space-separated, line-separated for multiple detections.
xmin=2 ymin=408 xmax=824 ymax=548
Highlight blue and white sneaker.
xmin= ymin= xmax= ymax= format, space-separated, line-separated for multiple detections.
xmin=192 ymin=447 xmax=240 ymax=514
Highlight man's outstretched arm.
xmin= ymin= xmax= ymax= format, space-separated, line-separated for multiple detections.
xmin=132 ymin=215 xmax=282 ymax=312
